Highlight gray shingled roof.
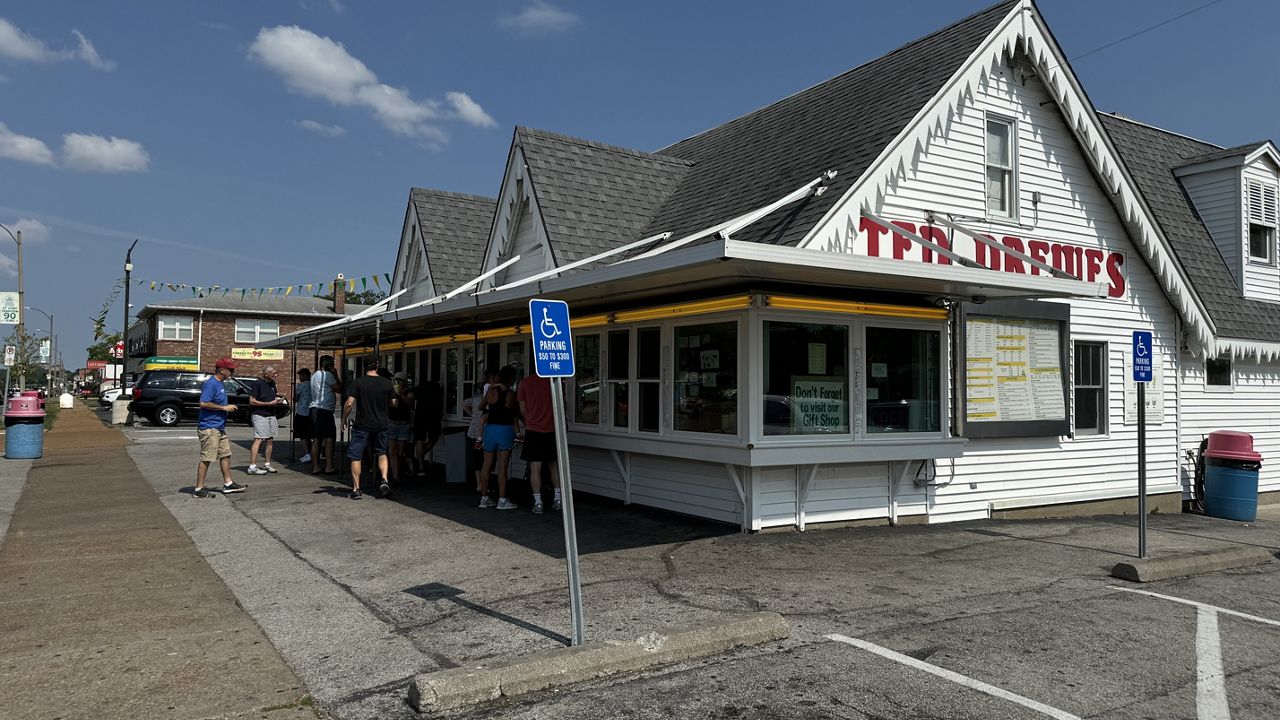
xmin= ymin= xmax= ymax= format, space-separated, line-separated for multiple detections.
xmin=1177 ymin=141 xmax=1269 ymax=169
xmin=638 ymin=0 xmax=1019 ymax=249
xmin=1099 ymin=113 xmax=1280 ymax=343
xmin=137 ymin=294 xmax=370 ymax=319
xmin=411 ymin=188 xmax=495 ymax=294
xmin=516 ymin=127 xmax=692 ymax=265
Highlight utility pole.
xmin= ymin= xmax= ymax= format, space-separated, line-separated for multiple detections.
xmin=122 ymin=239 xmax=138 ymax=379
xmin=0 ymin=225 xmax=24 ymax=391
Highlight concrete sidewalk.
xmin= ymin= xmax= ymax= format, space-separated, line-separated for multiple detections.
xmin=0 ymin=403 xmax=319 ymax=720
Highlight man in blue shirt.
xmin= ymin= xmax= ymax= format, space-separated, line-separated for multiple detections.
xmin=194 ymin=358 xmax=249 ymax=497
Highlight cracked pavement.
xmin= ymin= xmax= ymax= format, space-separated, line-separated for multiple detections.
xmin=125 ymin=422 xmax=1280 ymax=719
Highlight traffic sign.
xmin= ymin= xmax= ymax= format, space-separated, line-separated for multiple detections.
xmin=110 ymin=341 xmax=124 ymax=359
xmin=3 ymin=345 xmax=13 ymax=366
xmin=0 ymin=292 xmax=18 ymax=325
xmin=1132 ymin=331 xmax=1152 ymax=383
xmin=38 ymin=339 xmax=50 ymax=361
xmin=529 ymin=299 xmax=575 ymax=378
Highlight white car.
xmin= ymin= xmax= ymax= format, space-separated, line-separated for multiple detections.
xmin=99 ymin=387 xmax=126 ymax=406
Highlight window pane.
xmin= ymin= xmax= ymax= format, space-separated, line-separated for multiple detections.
xmin=674 ymin=322 xmax=737 ymax=434
xmin=637 ymin=328 xmax=661 ymax=379
xmin=1250 ymin=224 xmax=1273 ymax=261
xmin=986 ymin=118 xmax=1009 ymax=166
xmin=445 ymin=348 xmax=459 ymax=415
xmin=866 ymin=327 xmax=940 ymax=433
xmin=429 ymin=348 xmax=441 ymax=383
xmin=612 ymin=382 xmax=629 ymax=428
xmin=486 ymin=343 xmax=501 ymax=378
xmin=574 ymin=335 xmax=601 ymax=424
xmin=1075 ymin=388 xmax=1100 ymax=431
xmin=1073 ymin=342 xmax=1106 ymax=435
xmin=986 ymin=167 xmax=1008 ymax=214
xmin=462 ymin=347 xmax=476 ymax=400
xmin=638 ymin=382 xmax=660 ymax=433
xmin=259 ymin=320 xmax=279 ymax=340
xmin=763 ymin=321 xmax=848 ymax=435
xmin=1207 ymin=357 xmax=1232 ymax=386
xmin=608 ymin=330 xmax=629 ymax=379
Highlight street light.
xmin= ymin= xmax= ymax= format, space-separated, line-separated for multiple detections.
xmin=0 ymin=223 xmax=23 ymax=390
xmin=26 ymin=305 xmax=54 ymax=390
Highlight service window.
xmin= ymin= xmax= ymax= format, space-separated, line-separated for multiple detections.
xmin=1072 ymin=341 xmax=1107 ymax=435
xmin=157 ymin=314 xmax=193 ymax=341
xmin=608 ymin=330 xmax=630 ymax=429
xmin=865 ymin=326 xmax=941 ymax=433
xmin=763 ymin=321 xmax=849 ymax=435
xmin=445 ymin=348 xmax=459 ymax=415
xmin=1206 ymin=356 xmax=1232 ymax=387
xmin=636 ymin=327 xmax=661 ymax=433
xmin=573 ymin=335 xmax=601 ymax=425
xmin=673 ymin=321 xmax=738 ymax=435
xmin=234 ymin=318 xmax=279 ymax=343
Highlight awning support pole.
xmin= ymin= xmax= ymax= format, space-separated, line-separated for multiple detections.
xmin=340 ymin=328 xmax=348 ymax=482
xmin=928 ymin=213 xmax=1079 ymax=280
xmin=860 ymin=208 xmax=983 ymax=269
xmin=290 ymin=337 xmax=297 ymax=464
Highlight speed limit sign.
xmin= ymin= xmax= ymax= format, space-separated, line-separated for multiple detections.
xmin=0 ymin=292 xmax=17 ymax=325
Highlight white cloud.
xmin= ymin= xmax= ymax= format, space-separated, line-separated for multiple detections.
xmin=0 ymin=18 xmax=115 ymax=71
xmin=447 ymin=91 xmax=497 ymax=128
xmin=250 ymin=26 xmax=492 ymax=144
xmin=500 ymin=1 xmax=580 ymax=35
xmin=0 ymin=123 xmax=55 ymax=166
xmin=12 ymin=218 xmax=50 ymax=244
xmin=61 ymin=133 xmax=150 ymax=172
xmin=295 ymin=119 xmax=346 ymax=137
xmin=0 ymin=253 xmax=14 ymax=277
xmin=328 ymin=0 xmax=346 ymax=13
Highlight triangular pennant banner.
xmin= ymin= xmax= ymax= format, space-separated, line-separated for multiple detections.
xmin=361 ymin=276 xmax=367 ymax=291
xmin=372 ymin=275 xmax=381 ymax=289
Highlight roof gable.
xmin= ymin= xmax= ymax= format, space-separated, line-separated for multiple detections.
xmin=410 ymin=188 xmax=495 ymax=294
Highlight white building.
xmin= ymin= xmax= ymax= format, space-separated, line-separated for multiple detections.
xmin=268 ymin=0 xmax=1280 ymax=531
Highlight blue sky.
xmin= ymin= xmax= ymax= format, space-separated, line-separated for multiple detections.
xmin=0 ymin=0 xmax=1274 ymax=367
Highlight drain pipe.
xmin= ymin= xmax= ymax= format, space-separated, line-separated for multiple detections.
xmin=196 ymin=309 xmax=205 ymax=368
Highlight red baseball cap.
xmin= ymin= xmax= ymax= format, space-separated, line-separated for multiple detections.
xmin=214 ymin=358 xmax=237 ymax=370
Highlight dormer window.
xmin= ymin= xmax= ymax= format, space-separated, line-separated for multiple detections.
xmin=1247 ymin=179 xmax=1277 ymax=263
xmin=985 ymin=115 xmax=1017 ymax=219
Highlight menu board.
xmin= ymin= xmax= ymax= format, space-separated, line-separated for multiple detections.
xmin=960 ymin=301 xmax=1070 ymax=438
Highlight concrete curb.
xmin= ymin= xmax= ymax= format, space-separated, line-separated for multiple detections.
xmin=408 ymin=612 xmax=789 ymax=713
xmin=1110 ymin=545 xmax=1274 ymax=583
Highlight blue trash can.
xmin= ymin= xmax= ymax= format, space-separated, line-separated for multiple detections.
xmin=5 ymin=395 xmax=46 ymax=459
xmin=1202 ymin=430 xmax=1262 ymax=522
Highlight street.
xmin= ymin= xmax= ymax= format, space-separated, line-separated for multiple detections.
xmin=114 ymin=415 xmax=1280 ymax=720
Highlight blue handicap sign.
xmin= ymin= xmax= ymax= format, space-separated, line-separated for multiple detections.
xmin=530 ymin=299 xmax=575 ymax=378
xmin=1132 ymin=331 xmax=1153 ymax=383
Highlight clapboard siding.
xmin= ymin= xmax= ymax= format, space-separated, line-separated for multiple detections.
xmin=1180 ymin=167 xmax=1241 ymax=288
xmin=626 ymin=455 xmax=742 ymax=526
xmin=870 ymin=59 xmax=1181 ymax=523
xmin=1242 ymin=161 xmax=1280 ymax=302
xmin=566 ymin=446 xmax=625 ymax=500
xmin=1179 ymin=356 xmax=1280 ymax=495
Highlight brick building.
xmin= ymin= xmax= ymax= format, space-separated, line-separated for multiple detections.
xmin=126 ymin=282 xmax=367 ymax=403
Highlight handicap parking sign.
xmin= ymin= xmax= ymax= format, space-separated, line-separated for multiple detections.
xmin=530 ymin=299 xmax=575 ymax=378
xmin=1132 ymin=331 xmax=1153 ymax=383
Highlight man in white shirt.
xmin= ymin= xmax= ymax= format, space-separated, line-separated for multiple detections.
xmin=309 ymin=355 xmax=341 ymax=474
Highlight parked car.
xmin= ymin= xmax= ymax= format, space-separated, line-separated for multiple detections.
xmin=128 ymin=370 xmax=289 ymax=427
xmin=99 ymin=386 xmax=128 ymax=406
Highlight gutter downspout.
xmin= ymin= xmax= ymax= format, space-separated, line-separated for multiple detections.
xmin=196 ymin=309 xmax=205 ymax=368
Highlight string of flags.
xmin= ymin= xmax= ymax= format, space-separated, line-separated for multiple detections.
xmin=133 ymin=273 xmax=393 ymax=300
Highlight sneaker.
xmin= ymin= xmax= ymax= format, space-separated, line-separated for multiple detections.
xmin=299 ymin=453 xmax=312 ymax=464
xmin=379 ymin=481 xmax=391 ymax=498
xmin=193 ymin=487 xmax=209 ymax=498
xmin=246 ymin=465 xmax=268 ymax=476
xmin=532 ymin=502 xmax=544 ymax=514
xmin=222 ymin=481 xmax=247 ymax=494
xmin=263 ymin=464 xmax=278 ymax=474
xmin=478 ymin=496 xmax=495 ymax=508
xmin=496 ymin=499 xmax=518 ymax=511
xmin=349 ymin=489 xmax=362 ymax=500
xmin=553 ymin=498 xmax=563 ymax=511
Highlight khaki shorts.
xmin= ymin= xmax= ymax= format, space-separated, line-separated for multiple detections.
xmin=198 ymin=429 xmax=232 ymax=463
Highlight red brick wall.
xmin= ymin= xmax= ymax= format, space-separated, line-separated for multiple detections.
xmin=149 ymin=311 xmax=338 ymax=403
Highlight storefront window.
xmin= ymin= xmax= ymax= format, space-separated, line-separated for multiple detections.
xmin=445 ymin=348 xmax=459 ymax=415
xmin=463 ymin=346 xmax=476 ymax=400
xmin=574 ymin=335 xmax=601 ymax=424
xmin=506 ymin=341 xmax=526 ymax=384
xmin=608 ymin=330 xmax=629 ymax=429
xmin=637 ymin=327 xmax=661 ymax=433
xmin=674 ymin=322 xmax=737 ymax=435
xmin=763 ymin=322 xmax=848 ymax=435
xmin=865 ymin=327 xmax=941 ymax=433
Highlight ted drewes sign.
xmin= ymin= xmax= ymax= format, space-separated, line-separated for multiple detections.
xmin=529 ymin=299 xmax=575 ymax=378
xmin=1132 ymin=331 xmax=1153 ymax=383
xmin=0 ymin=292 xmax=18 ymax=325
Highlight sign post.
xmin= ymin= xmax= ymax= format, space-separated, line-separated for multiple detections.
xmin=1132 ymin=331 xmax=1153 ymax=559
xmin=2 ymin=344 xmax=13 ymax=401
xmin=529 ymin=298 xmax=585 ymax=645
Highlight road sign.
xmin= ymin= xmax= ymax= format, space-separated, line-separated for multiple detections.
xmin=87 ymin=359 xmax=108 ymax=370
xmin=529 ymin=299 xmax=575 ymax=378
xmin=0 ymin=292 xmax=17 ymax=325
xmin=110 ymin=341 xmax=124 ymax=359
xmin=3 ymin=345 xmax=13 ymax=366
xmin=1132 ymin=331 xmax=1152 ymax=383
xmin=38 ymin=339 xmax=50 ymax=361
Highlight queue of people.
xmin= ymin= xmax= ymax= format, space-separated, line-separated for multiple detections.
xmin=192 ymin=355 xmax=562 ymax=513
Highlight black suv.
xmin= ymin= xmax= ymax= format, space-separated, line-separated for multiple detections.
xmin=129 ymin=370 xmax=289 ymax=427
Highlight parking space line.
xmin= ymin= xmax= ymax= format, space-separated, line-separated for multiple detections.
xmin=1197 ymin=609 xmax=1230 ymax=720
xmin=826 ymin=634 xmax=1082 ymax=720
xmin=1109 ymin=586 xmax=1280 ymax=627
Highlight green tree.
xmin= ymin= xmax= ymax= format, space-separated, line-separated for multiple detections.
xmin=5 ymin=326 xmax=44 ymax=388
xmin=86 ymin=332 xmax=122 ymax=362
xmin=317 ymin=289 xmax=386 ymax=306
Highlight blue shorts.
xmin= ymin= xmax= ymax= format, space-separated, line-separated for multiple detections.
xmin=347 ymin=427 xmax=389 ymax=460
xmin=483 ymin=424 xmax=516 ymax=453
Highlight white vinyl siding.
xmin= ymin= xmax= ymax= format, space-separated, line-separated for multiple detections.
xmin=1242 ymin=162 xmax=1280 ymax=301
xmin=156 ymin=314 xmax=193 ymax=341
xmin=1179 ymin=167 xmax=1242 ymax=287
xmin=1179 ymin=354 xmax=1280 ymax=497
xmin=487 ymin=147 xmax=555 ymax=289
xmin=234 ymin=318 xmax=280 ymax=344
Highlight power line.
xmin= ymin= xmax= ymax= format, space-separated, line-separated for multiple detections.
xmin=1070 ymin=0 xmax=1228 ymax=62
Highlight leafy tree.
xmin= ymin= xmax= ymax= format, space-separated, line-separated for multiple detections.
xmin=317 ymin=289 xmax=387 ymax=306
xmin=86 ymin=332 xmax=122 ymax=362
xmin=4 ymin=326 xmax=44 ymax=388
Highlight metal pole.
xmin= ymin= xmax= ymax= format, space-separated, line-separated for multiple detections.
xmin=549 ymin=376 xmax=585 ymax=645
xmin=1137 ymin=381 xmax=1147 ymax=559
xmin=123 ymin=239 xmax=137 ymax=385
xmin=15 ymin=229 xmax=23 ymax=391
xmin=290 ymin=338 xmax=298 ymax=463
xmin=340 ymin=327 xmax=348 ymax=480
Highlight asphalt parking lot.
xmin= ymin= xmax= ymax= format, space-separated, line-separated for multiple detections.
xmin=119 ymin=414 xmax=1280 ymax=720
